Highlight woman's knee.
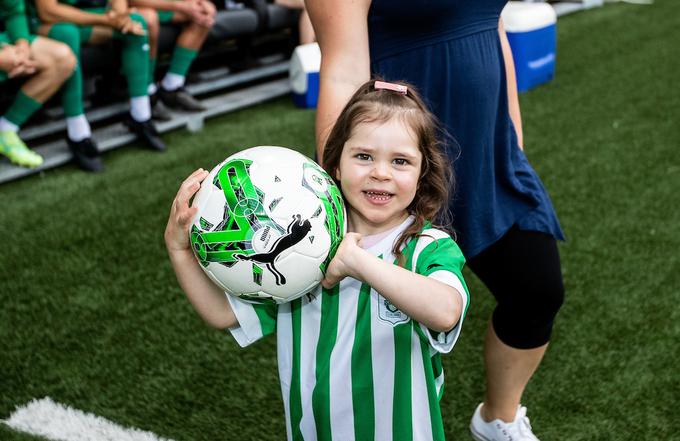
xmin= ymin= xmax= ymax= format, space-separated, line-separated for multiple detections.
xmin=492 ymin=278 xmax=565 ymax=349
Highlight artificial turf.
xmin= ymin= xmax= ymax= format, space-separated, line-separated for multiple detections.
xmin=1 ymin=1 xmax=678 ymax=439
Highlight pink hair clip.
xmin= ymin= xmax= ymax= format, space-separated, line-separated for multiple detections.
xmin=374 ymin=81 xmax=408 ymax=95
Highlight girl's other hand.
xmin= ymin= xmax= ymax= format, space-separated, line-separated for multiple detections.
xmin=321 ymin=232 xmax=363 ymax=288
xmin=164 ymin=168 xmax=209 ymax=253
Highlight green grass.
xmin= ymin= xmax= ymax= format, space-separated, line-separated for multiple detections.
xmin=1 ymin=1 xmax=678 ymax=440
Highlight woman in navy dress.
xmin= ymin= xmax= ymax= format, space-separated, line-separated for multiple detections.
xmin=307 ymin=0 xmax=564 ymax=439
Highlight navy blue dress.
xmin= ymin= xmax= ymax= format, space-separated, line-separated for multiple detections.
xmin=368 ymin=0 xmax=564 ymax=257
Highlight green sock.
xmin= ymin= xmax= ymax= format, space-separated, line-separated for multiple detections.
xmin=168 ymin=46 xmax=198 ymax=78
xmin=4 ymin=91 xmax=43 ymax=127
xmin=149 ymin=57 xmax=157 ymax=86
xmin=48 ymin=22 xmax=86 ymax=117
xmin=61 ymin=63 xmax=85 ymax=117
xmin=114 ymin=12 xmax=149 ymax=97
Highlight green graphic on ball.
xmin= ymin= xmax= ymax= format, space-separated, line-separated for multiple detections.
xmin=189 ymin=146 xmax=346 ymax=304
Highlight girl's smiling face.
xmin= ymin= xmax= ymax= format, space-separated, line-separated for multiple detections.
xmin=336 ymin=117 xmax=422 ymax=235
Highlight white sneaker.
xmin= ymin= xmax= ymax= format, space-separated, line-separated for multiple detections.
xmin=470 ymin=403 xmax=540 ymax=441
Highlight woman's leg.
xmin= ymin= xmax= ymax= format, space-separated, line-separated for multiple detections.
xmin=482 ymin=324 xmax=548 ymax=422
xmin=467 ymin=226 xmax=564 ymax=423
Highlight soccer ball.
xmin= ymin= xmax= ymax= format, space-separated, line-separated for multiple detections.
xmin=189 ymin=146 xmax=346 ymax=304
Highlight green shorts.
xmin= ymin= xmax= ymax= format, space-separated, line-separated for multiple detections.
xmin=27 ymin=7 xmax=106 ymax=41
xmin=0 ymin=33 xmax=39 ymax=82
xmin=0 ymin=33 xmax=38 ymax=45
xmin=76 ymin=7 xmax=109 ymax=41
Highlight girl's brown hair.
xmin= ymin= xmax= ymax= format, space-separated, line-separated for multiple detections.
xmin=322 ymin=79 xmax=454 ymax=264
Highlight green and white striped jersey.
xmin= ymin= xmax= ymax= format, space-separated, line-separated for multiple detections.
xmin=227 ymin=216 xmax=470 ymax=441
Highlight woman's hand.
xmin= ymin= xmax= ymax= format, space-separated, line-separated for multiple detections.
xmin=164 ymin=168 xmax=209 ymax=254
xmin=321 ymin=232 xmax=364 ymax=288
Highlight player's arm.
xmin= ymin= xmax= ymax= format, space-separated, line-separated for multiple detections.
xmin=165 ymin=169 xmax=238 ymax=330
xmin=322 ymin=233 xmax=463 ymax=333
xmin=109 ymin=0 xmax=129 ymax=11
xmin=0 ymin=1 xmax=37 ymax=76
xmin=129 ymin=0 xmax=185 ymax=12
xmin=305 ymin=0 xmax=371 ymax=163
xmin=3 ymin=0 xmax=32 ymax=45
xmin=500 ymin=18 xmax=524 ymax=150
xmin=35 ymin=0 xmax=112 ymax=26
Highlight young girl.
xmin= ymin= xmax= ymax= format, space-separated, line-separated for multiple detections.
xmin=165 ymin=79 xmax=470 ymax=440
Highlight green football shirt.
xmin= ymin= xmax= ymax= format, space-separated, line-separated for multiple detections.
xmin=228 ymin=216 xmax=470 ymax=441
xmin=0 ymin=0 xmax=31 ymax=43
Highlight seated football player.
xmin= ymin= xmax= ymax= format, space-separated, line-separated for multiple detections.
xmin=30 ymin=0 xmax=166 ymax=171
xmin=0 ymin=0 xmax=76 ymax=168
xmin=131 ymin=0 xmax=216 ymax=120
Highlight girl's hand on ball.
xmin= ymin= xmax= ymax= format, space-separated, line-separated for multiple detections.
xmin=165 ymin=168 xmax=209 ymax=253
xmin=321 ymin=232 xmax=364 ymax=288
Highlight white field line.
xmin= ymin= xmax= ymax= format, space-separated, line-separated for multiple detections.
xmin=3 ymin=397 xmax=177 ymax=441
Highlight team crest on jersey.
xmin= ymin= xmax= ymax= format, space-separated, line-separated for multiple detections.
xmin=377 ymin=296 xmax=409 ymax=326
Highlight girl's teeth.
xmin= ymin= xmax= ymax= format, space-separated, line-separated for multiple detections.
xmin=366 ymin=191 xmax=391 ymax=200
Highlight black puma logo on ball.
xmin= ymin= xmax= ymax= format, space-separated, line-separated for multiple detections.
xmin=234 ymin=215 xmax=312 ymax=285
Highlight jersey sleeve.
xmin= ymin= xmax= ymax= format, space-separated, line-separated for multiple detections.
xmin=226 ymin=294 xmax=278 ymax=347
xmin=413 ymin=230 xmax=470 ymax=354
xmin=1 ymin=0 xmax=31 ymax=43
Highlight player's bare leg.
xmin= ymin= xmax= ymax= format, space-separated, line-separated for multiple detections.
xmin=136 ymin=8 xmax=159 ymax=61
xmin=22 ymin=37 xmax=76 ymax=102
xmin=157 ymin=2 xmax=215 ymax=111
xmin=0 ymin=37 xmax=75 ymax=168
